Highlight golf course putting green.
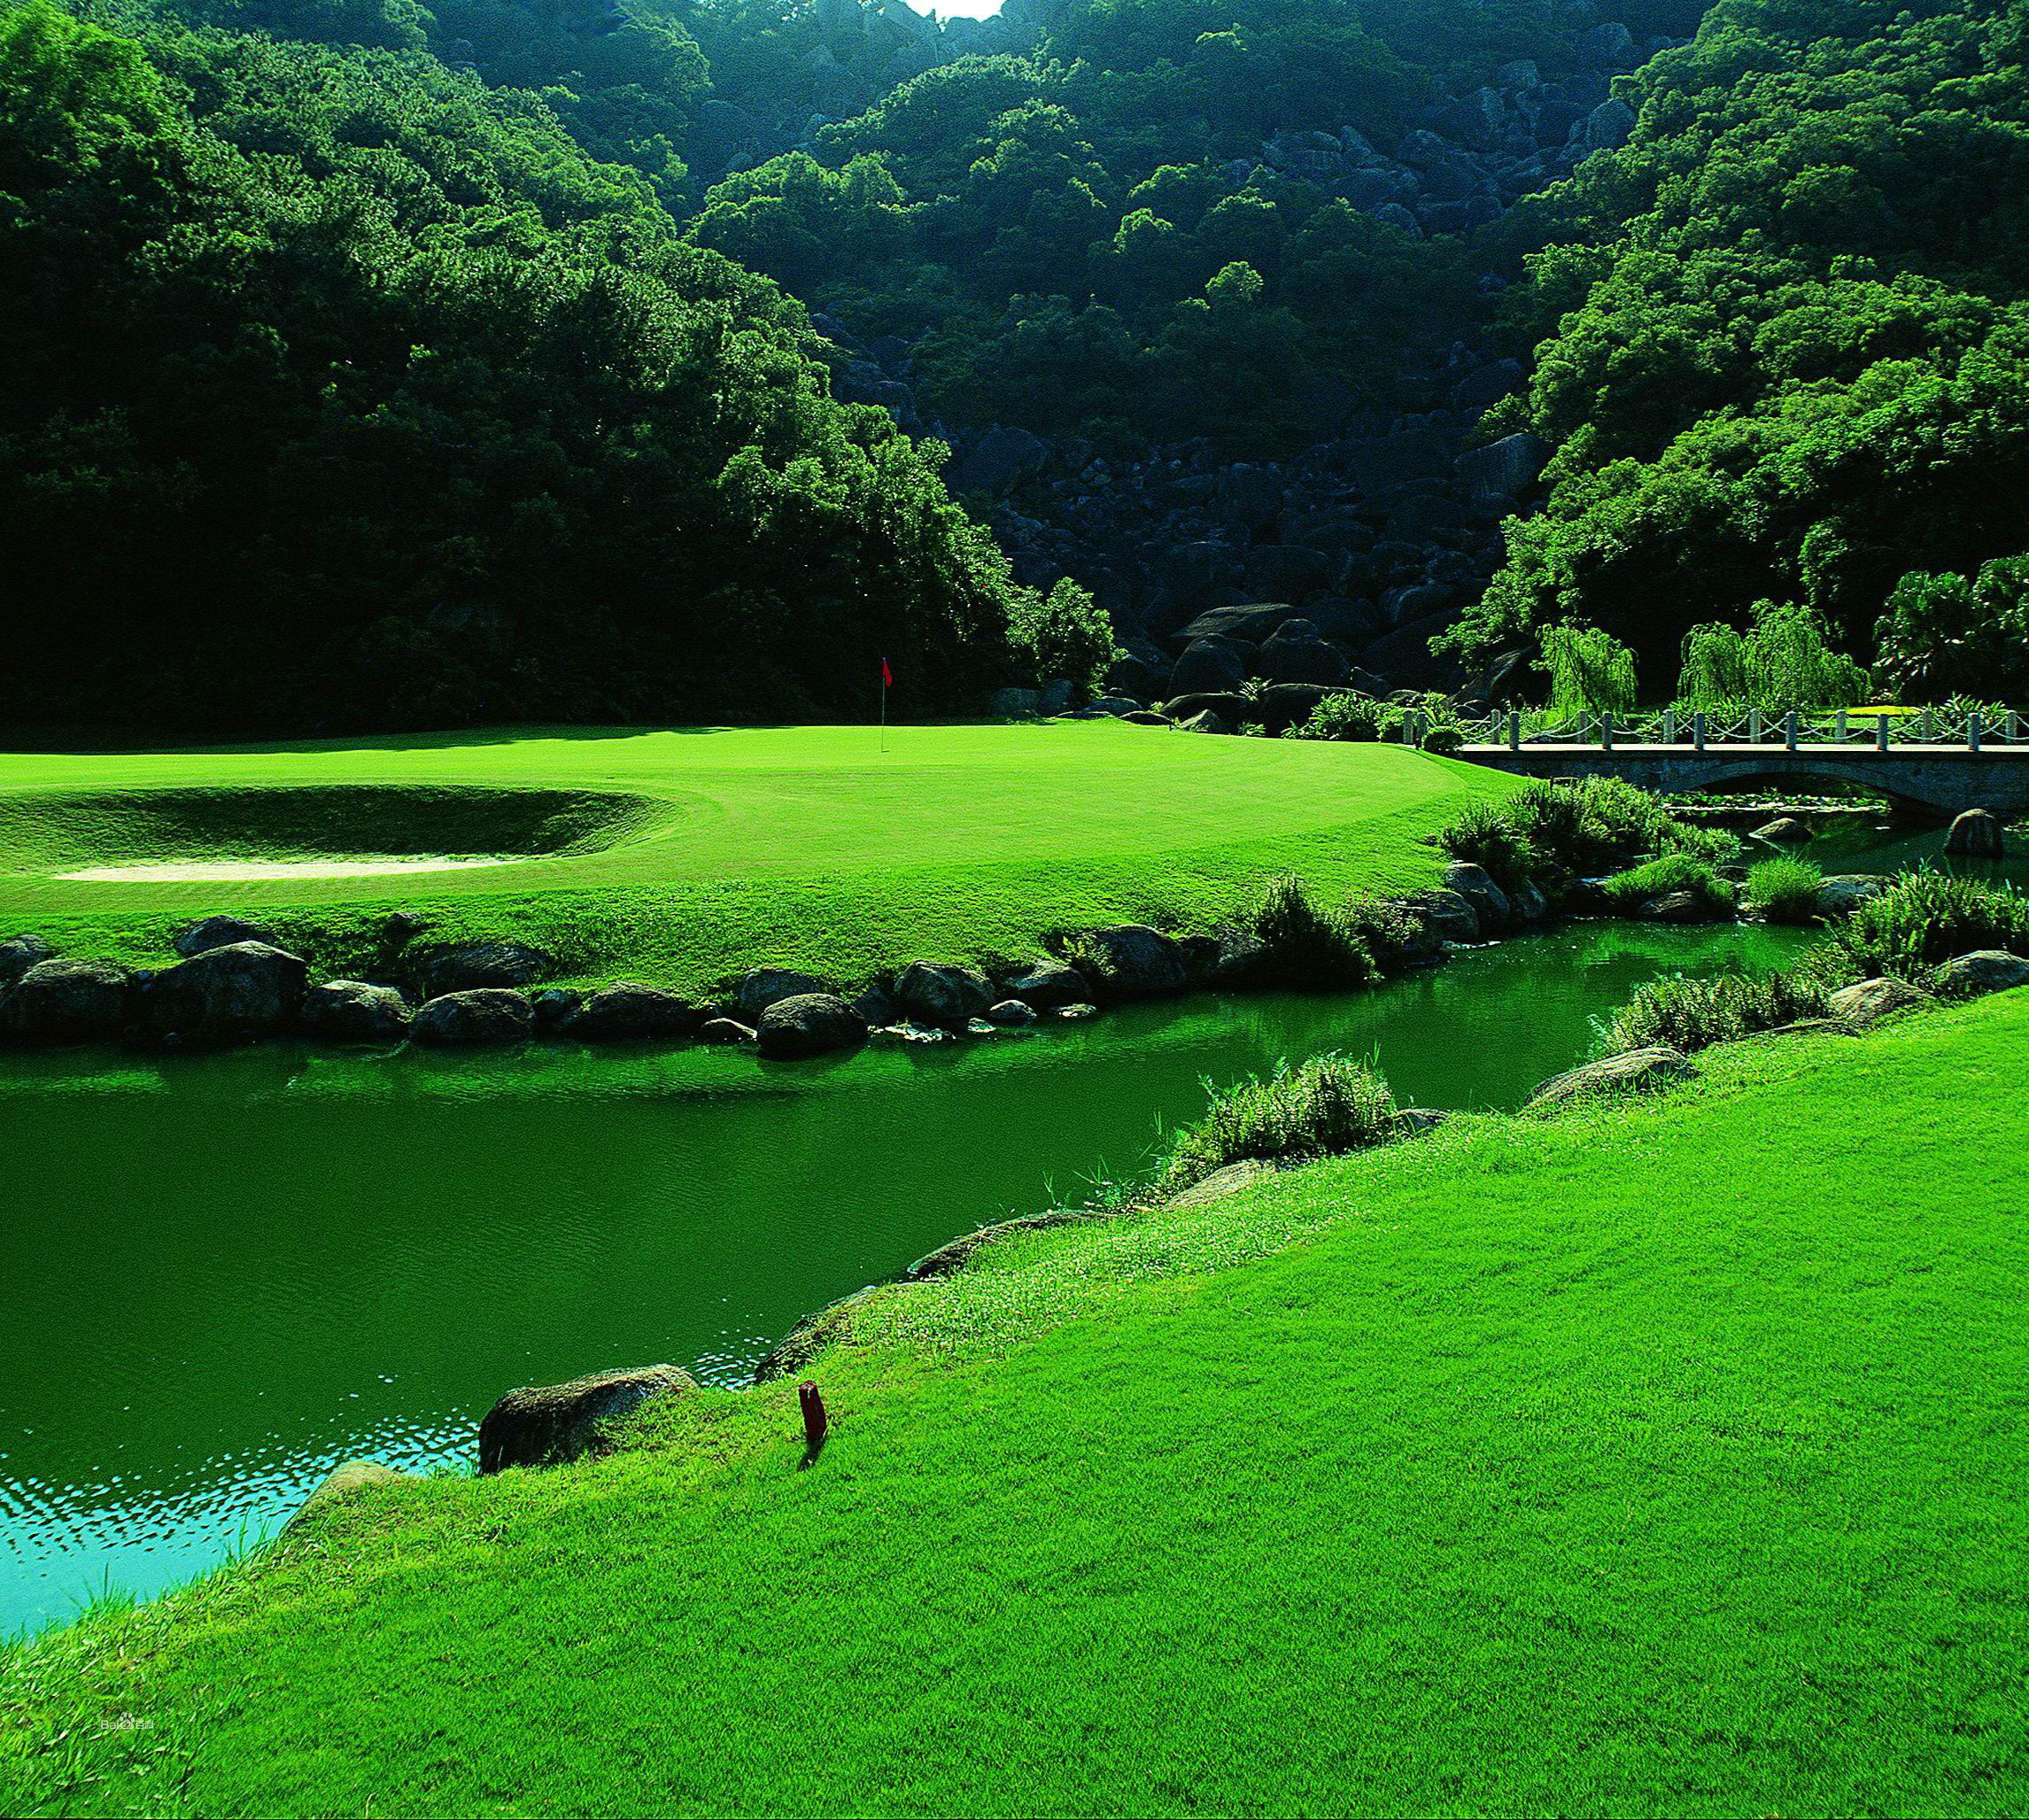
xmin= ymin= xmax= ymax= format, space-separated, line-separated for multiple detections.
xmin=0 ymin=724 xmax=1515 ymax=994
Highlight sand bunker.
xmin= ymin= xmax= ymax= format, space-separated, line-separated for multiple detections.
xmin=58 ymin=856 xmax=520 ymax=883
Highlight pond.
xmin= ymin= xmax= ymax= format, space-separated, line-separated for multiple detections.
xmin=0 ymin=918 xmax=1827 ymax=1638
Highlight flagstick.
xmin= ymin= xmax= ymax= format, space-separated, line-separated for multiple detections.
xmin=879 ymin=661 xmax=887 ymax=755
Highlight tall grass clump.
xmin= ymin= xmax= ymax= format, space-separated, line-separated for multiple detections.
xmin=1538 ymin=623 xmax=1638 ymax=716
xmin=1598 ymin=853 xmax=1737 ymax=916
xmin=1829 ymin=871 xmax=2029 ymax=980
xmin=1283 ymin=691 xmax=1384 ymax=741
xmin=1160 ymin=1053 xmax=1398 ymax=1194
xmin=1438 ymin=777 xmax=1735 ymax=895
xmin=1250 ymin=875 xmax=1378 ymax=987
xmin=1438 ymin=797 xmax=1541 ymax=891
xmin=1745 ymin=856 xmax=1824 ymax=925
xmin=1602 ymin=968 xmax=1830 ymax=1057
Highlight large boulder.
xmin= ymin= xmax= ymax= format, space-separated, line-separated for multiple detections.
xmin=1175 ymin=601 xmax=1314 ymax=647
xmin=173 ymin=915 xmax=279 ymax=959
xmin=1829 ymin=975 xmax=1934 ymax=1030
xmin=1169 ymin=636 xmax=1248 ymax=697
xmin=301 ymin=979 xmax=412 ymax=1043
xmin=1256 ymin=623 xmax=1350 ymax=686
xmin=1255 ymin=682 xmax=1332 ymax=733
xmin=1751 ymin=817 xmax=1812 ymax=844
xmin=1074 ymin=925 xmax=1188 ymax=997
xmin=1159 ymin=690 xmax=1248 ymax=724
xmin=947 ymin=424 xmax=1049 ymax=494
xmin=562 ymin=983 xmax=701 ymax=1042
xmin=1176 ymin=709 xmax=1232 ymax=735
xmin=411 ymin=988 xmax=534 ymax=1046
xmin=1945 ymin=809 xmax=2005 ymax=857
xmin=1243 ymin=545 xmax=1334 ymax=601
xmin=1399 ymin=887 xmax=1479 ymax=945
xmin=0 ymin=957 xmax=131 ymax=1043
xmin=987 ymin=686 xmax=1042 ymax=717
xmin=894 ymin=961 xmax=995 ymax=1027
xmin=1935 ymin=949 xmax=2029 ymax=998
xmin=283 ymin=1460 xmax=413 ymax=1533
xmin=1529 ymin=1046 xmax=1696 ymax=1109
xmin=756 ymin=992 xmax=867 ymax=1058
xmin=144 ymin=941 xmax=307 ymax=1041
xmin=1639 ymin=890 xmax=1717 ymax=925
xmin=1813 ymin=873 xmax=1891 ymax=918
xmin=736 ymin=968 xmax=831 ymax=1022
xmin=0 ymin=933 xmax=53 ymax=986
xmin=410 ymin=941 xmax=554 ymax=997
xmin=998 ymin=956 xmax=1087 ymax=1010
xmin=477 ymin=1364 xmax=695 ymax=1474
xmin=1441 ymin=862 xmax=1510 ymax=934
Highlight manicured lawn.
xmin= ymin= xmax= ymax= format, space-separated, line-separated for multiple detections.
xmin=0 ymin=724 xmax=1504 ymax=992
xmin=6 ymin=995 xmax=2025 ymax=1816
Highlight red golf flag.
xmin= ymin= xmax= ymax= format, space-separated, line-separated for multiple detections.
xmin=881 ymin=656 xmax=894 ymax=689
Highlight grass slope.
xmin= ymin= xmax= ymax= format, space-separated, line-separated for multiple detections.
xmin=0 ymin=724 xmax=1503 ymax=992
xmin=6 ymin=995 xmax=2026 ymax=1816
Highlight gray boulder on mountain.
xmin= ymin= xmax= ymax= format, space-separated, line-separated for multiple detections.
xmin=144 ymin=941 xmax=307 ymax=1040
xmin=756 ymin=992 xmax=867 ymax=1058
xmin=0 ymin=957 xmax=131 ymax=1043
xmin=1257 ymin=623 xmax=1350 ymax=686
xmin=1243 ymin=545 xmax=1334 ymax=601
xmin=948 ymin=424 xmax=1048 ymax=493
xmin=411 ymin=988 xmax=534 ymax=1046
xmin=302 ymin=979 xmax=412 ymax=1042
xmin=1169 ymin=636 xmax=1248 ymax=697
xmin=1458 ymin=433 xmax=1550 ymax=500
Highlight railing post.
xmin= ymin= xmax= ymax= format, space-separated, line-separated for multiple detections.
xmin=1877 ymin=712 xmax=1891 ymax=753
xmin=1662 ymin=707 xmax=1676 ymax=745
xmin=1920 ymin=708 xmax=1932 ymax=743
xmin=1750 ymin=708 xmax=1762 ymax=743
xmin=1835 ymin=708 xmax=1847 ymax=740
xmin=1969 ymin=709 xmax=1982 ymax=754
xmin=1507 ymin=709 xmax=1521 ymax=753
xmin=2009 ymin=710 xmax=2021 ymax=742
xmin=1602 ymin=710 xmax=1615 ymax=751
xmin=1785 ymin=710 xmax=1798 ymax=753
xmin=1693 ymin=710 xmax=1707 ymax=753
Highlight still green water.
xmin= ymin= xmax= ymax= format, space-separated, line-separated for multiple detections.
xmin=0 ymin=918 xmax=1832 ymax=1635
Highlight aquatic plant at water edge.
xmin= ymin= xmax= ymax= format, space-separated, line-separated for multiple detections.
xmin=1829 ymin=871 xmax=2029 ymax=980
xmin=1438 ymin=778 xmax=1733 ymax=894
xmin=1601 ymin=968 xmax=1830 ymax=1057
xmin=1744 ymin=856 xmax=1823 ymax=925
xmin=1249 ymin=875 xmax=1377 ymax=988
xmin=1439 ymin=798 xmax=1541 ymax=893
xmin=1598 ymin=854 xmax=1738 ymax=916
xmin=1160 ymin=1053 xmax=1398 ymax=1194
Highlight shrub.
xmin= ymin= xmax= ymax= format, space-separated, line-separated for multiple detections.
xmin=1250 ymin=875 xmax=1377 ymax=987
xmin=1421 ymin=724 xmax=1464 ymax=755
xmin=1744 ymin=856 xmax=1824 ymax=925
xmin=1439 ymin=798 xmax=1541 ymax=893
xmin=1830 ymin=871 xmax=2029 ymax=980
xmin=1679 ymin=599 xmax=1870 ymax=713
xmin=1598 ymin=853 xmax=1738 ymax=916
xmin=1601 ymin=968 xmax=1829 ymax=1057
xmin=1537 ymin=622 xmax=1638 ymax=716
xmin=1160 ymin=1053 xmax=1398 ymax=1194
xmin=1876 ymin=555 xmax=2029 ymax=703
xmin=1005 ymin=578 xmax=1119 ymax=696
xmin=1285 ymin=691 xmax=1384 ymax=741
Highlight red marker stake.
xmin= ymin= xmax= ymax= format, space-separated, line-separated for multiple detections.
xmin=799 ymin=1381 xmax=828 ymax=1460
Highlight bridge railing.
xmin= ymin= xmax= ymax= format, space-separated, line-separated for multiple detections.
xmin=1446 ymin=708 xmax=2029 ymax=753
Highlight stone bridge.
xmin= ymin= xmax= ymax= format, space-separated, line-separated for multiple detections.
xmin=1455 ymin=743 xmax=2029 ymax=820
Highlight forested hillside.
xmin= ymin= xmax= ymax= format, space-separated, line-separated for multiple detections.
xmin=4 ymin=0 xmax=2025 ymax=730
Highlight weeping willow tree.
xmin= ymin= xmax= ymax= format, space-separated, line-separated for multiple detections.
xmin=1678 ymin=600 xmax=1871 ymax=712
xmin=1537 ymin=623 xmax=1638 ymax=717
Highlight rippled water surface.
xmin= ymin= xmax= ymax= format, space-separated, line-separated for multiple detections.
xmin=0 ymin=918 xmax=1836 ymax=1636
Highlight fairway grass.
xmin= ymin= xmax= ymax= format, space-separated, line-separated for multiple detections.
xmin=0 ymin=724 xmax=1508 ymax=993
xmin=5 ymin=995 xmax=2025 ymax=1816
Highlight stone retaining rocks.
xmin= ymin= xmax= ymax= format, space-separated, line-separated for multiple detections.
xmin=302 ymin=979 xmax=412 ymax=1042
xmin=1813 ymin=874 xmax=1890 ymax=918
xmin=144 ymin=941 xmax=307 ymax=1041
xmin=1752 ymin=817 xmax=1812 ymax=844
xmin=174 ymin=915 xmax=280 ymax=958
xmin=562 ymin=983 xmax=701 ymax=1042
xmin=1442 ymin=861 xmax=1509 ymax=933
xmin=698 ymin=1016 xmax=757 ymax=1044
xmin=986 ymin=998 xmax=1038 ymax=1026
xmin=0 ymin=957 xmax=131 ymax=1043
xmin=410 ymin=941 xmax=554 ymax=997
xmin=1934 ymin=950 xmax=2029 ymax=997
xmin=1828 ymin=975 xmax=1934 ymax=1029
xmin=894 ymin=961 xmax=995 ymax=1027
xmin=1401 ymin=887 xmax=1479 ymax=945
xmin=411 ymin=987 xmax=534 ymax=1046
xmin=283 ymin=1460 xmax=413 ymax=1531
xmin=0 ymin=933 xmax=53 ymax=986
xmin=1529 ymin=1045 xmax=1696 ymax=1109
xmin=1076 ymin=925 xmax=1188 ymax=997
xmin=999 ymin=956 xmax=1086 ymax=1010
xmin=756 ymin=992 xmax=867 ymax=1057
xmin=737 ymin=968 xmax=830 ymax=1022
xmin=1639 ymin=889 xmax=1714 ymax=924
xmin=1945 ymin=809 xmax=2005 ymax=857
xmin=477 ymin=1364 xmax=695 ymax=1474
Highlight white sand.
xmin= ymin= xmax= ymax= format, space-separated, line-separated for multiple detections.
xmin=58 ymin=856 xmax=520 ymax=882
